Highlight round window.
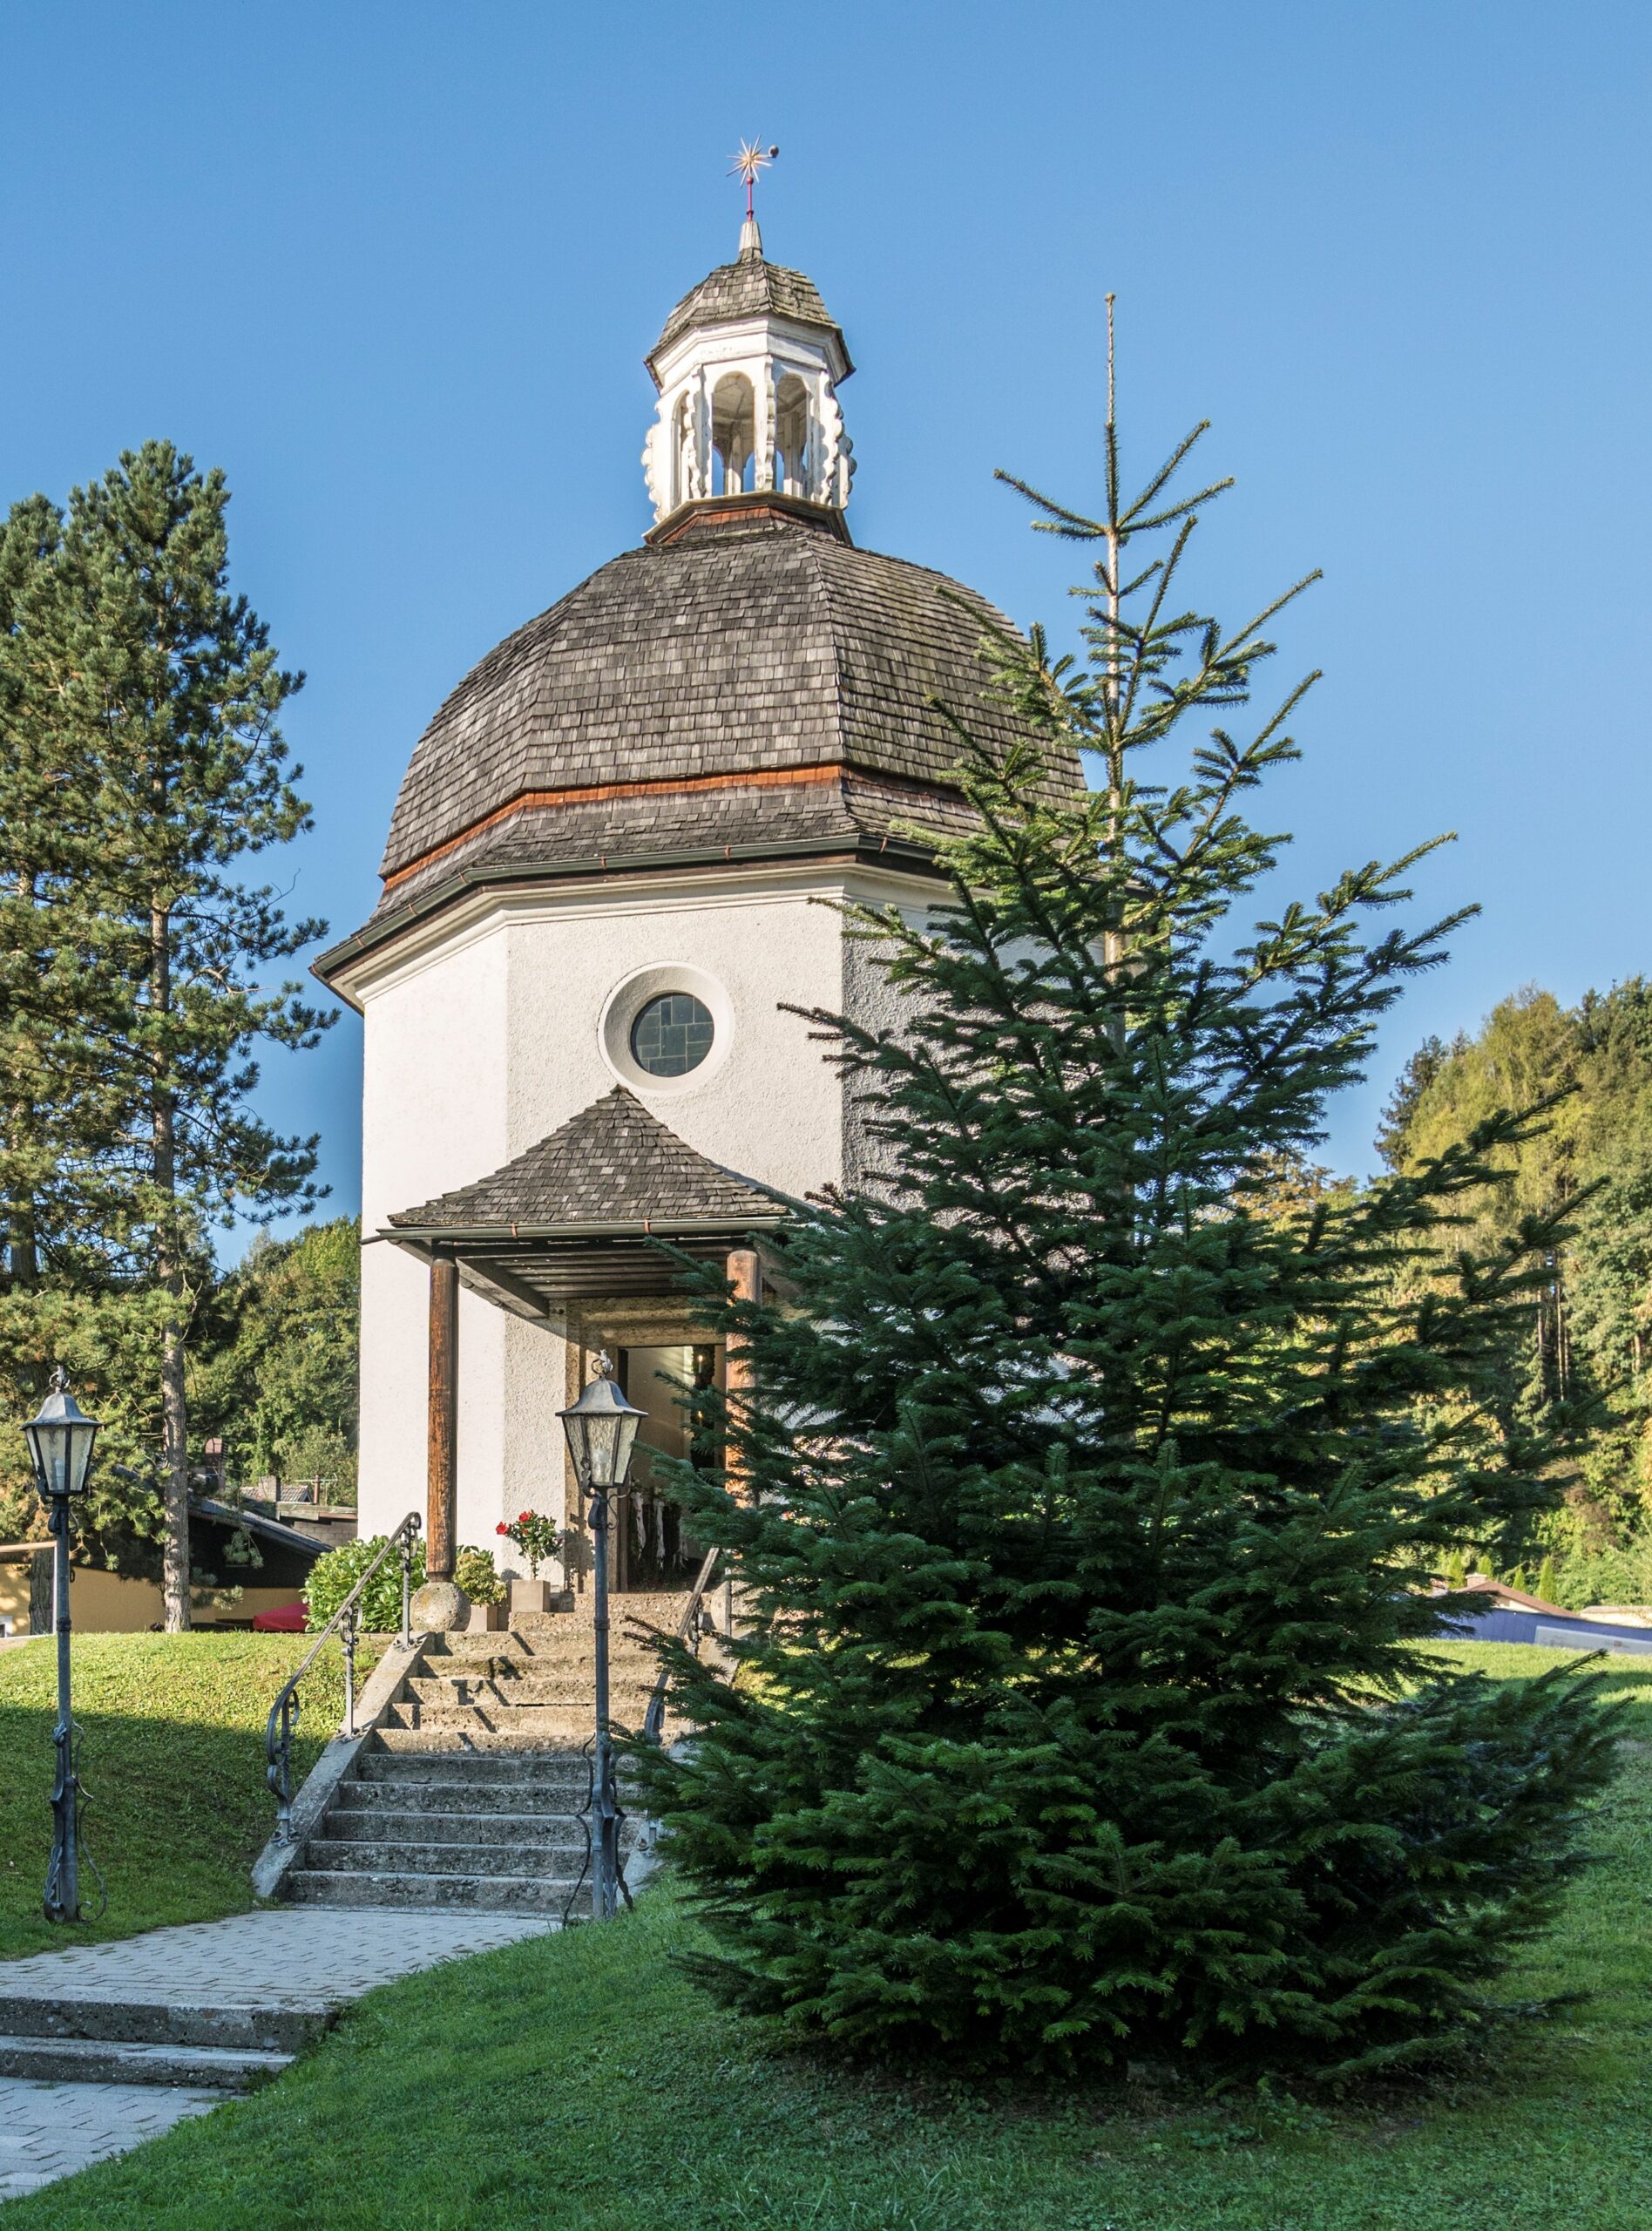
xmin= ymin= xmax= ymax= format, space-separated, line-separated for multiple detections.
xmin=630 ymin=993 xmax=715 ymax=1079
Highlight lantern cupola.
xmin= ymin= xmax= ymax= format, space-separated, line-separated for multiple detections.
xmin=641 ymin=212 xmax=855 ymax=534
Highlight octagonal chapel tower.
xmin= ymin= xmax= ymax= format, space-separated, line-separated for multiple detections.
xmin=315 ymin=213 xmax=1084 ymax=1589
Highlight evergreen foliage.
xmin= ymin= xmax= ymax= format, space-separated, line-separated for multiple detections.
xmin=633 ymin=408 xmax=1621 ymax=2078
xmin=1384 ymin=980 xmax=1652 ymax=1569
xmin=193 ymin=1217 xmax=360 ymax=1497
xmin=0 ymin=445 xmax=328 ymax=1620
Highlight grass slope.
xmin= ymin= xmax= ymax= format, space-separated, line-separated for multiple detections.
xmin=8 ymin=1643 xmax=1652 ymax=2231
xmin=0 ymin=1632 xmax=363 ymax=1960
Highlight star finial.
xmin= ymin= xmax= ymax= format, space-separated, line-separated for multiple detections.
xmin=728 ymin=139 xmax=779 ymax=226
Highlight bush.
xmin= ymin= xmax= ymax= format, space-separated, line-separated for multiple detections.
xmin=304 ymin=1535 xmax=425 ymax=1633
xmin=1551 ymin=1539 xmax=1652 ymax=1611
xmin=455 ymin=1544 xmax=505 ymax=1605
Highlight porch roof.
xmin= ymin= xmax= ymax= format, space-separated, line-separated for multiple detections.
xmin=379 ymin=1086 xmax=787 ymax=1318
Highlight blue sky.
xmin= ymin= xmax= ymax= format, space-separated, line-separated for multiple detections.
xmin=2 ymin=2 xmax=1647 ymax=1245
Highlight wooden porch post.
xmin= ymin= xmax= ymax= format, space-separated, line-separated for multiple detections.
xmin=725 ymin=1247 xmax=762 ymax=1502
xmin=427 ymin=1251 xmax=459 ymax=1583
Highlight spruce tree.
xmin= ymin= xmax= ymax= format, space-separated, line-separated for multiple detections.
xmin=634 ymin=395 xmax=1621 ymax=2078
xmin=27 ymin=444 xmax=328 ymax=1626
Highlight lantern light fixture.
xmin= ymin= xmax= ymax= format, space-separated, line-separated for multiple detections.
xmin=557 ymin=1353 xmax=647 ymax=1923
xmin=23 ymin=1367 xmax=101 ymax=1503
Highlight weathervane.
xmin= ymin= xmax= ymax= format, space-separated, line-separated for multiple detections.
xmin=728 ymin=139 xmax=779 ymax=225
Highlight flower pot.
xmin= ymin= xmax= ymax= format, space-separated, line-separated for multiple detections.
xmin=509 ymin=1578 xmax=552 ymax=1617
xmin=466 ymin=1600 xmax=507 ymax=1633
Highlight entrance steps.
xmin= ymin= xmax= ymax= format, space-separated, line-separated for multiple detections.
xmin=279 ymin=1611 xmax=679 ymax=1917
xmin=0 ymin=1990 xmax=315 ymax=2090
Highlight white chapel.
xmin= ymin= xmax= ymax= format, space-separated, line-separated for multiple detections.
xmin=315 ymin=204 xmax=1083 ymax=1597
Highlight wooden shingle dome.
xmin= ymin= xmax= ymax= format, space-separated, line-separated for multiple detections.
xmin=362 ymin=508 xmax=1082 ymax=930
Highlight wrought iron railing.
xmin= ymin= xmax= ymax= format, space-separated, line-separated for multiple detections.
xmin=640 ymin=1544 xmax=722 ymax=1746
xmin=265 ymin=1510 xmax=423 ymax=1841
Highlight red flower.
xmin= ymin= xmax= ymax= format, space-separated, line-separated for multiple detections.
xmin=496 ymin=1522 xmax=508 ymax=1535
xmin=519 ymin=1511 xmax=532 ymax=1523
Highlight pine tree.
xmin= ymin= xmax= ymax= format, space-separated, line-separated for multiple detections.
xmin=633 ymin=393 xmax=1621 ymax=2080
xmin=0 ymin=490 xmax=159 ymax=1559
xmin=1374 ymin=1034 xmax=1453 ymax=1171
xmin=0 ymin=493 xmax=134 ymax=1305
xmin=29 ymin=444 xmax=329 ymax=1627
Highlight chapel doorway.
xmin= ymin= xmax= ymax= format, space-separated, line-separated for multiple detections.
xmin=612 ymin=1342 xmax=721 ymax=1591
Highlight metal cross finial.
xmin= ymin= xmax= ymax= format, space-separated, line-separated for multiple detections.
xmin=728 ymin=140 xmax=779 ymax=224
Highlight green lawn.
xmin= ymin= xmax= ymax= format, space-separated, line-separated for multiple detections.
xmin=0 ymin=1631 xmax=364 ymax=1960
xmin=6 ymin=1642 xmax=1652 ymax=2230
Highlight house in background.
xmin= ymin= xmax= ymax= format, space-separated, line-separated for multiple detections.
xmin=0 ymin=1499 xmax=325 ymax=1636
xmin=1432 ymin=1574 xmax=1652 ymax=1657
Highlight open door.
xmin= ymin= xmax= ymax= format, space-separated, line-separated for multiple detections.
xmin=613 ymin=1344 xmax=722 ymax=1590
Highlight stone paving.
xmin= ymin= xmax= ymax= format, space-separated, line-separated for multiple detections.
xmin=0 ymin=1904 xmax=558 ymax=2203
xmin=0 ymin=2078 xmax=219 ymax=2204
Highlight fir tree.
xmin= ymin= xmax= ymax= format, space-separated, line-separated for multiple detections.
xmin=633 ymin=391 xmax=1620 ymax=2079
xmin=25 ymin=444 xmax=329 ymax=1626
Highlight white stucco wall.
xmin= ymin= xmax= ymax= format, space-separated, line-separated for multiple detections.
xmin=346 ymin=863 xmax=933 ymax=1554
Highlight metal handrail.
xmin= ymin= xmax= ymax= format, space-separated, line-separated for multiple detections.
xmin=641 ymin=1545 xmax=722 ymax=1745
xmin=265 ymin=1510 xmax=423 ymax=1841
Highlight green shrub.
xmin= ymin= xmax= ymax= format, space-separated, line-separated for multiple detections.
xmin=1551 ymin=1539 xmax=1652 ymax=1611
xmin=304 ymin=1535 xmax=425 ymax=1633
xmin=454 ymin=1544 xmax=505 ymax=1605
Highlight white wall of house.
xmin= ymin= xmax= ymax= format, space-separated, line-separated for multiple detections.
xmin=342 ymin=861 xmax=936 ymax=1562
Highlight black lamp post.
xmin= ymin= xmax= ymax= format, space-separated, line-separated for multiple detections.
xmin=23 ymin=1366 xmax=102 ymax=1923
xmin=559 ymin=1353 xmax=644 ymax=1922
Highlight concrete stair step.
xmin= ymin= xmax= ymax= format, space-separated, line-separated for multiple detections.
xmin=424 ymin=1627 xmax=660 ymax=1654
xmin=306 ymin=1836 xmax=591 ymax=1875
xmin=355 ymin=1742 xmax=592 ymax=1776
xmin=383 ymin=1703 xmax=651 ymax=1739
xmin=342 ymin=1774 xmax=592 ymax=1814
xmin=404 ymin=1674 xmax=654 ymax=1708
xmin=421 ymin=1633 xmax=534 ymax=1658
xmin=0 ymin=2031 xmax=291 ymax=2091
xmin=285 ymin=1868 xmax=585 ymax=1915
xmin=324 ymin=1806 xmax=585 ymax=1844
xmin=0 ymin=1994 xmax=327 ymax=2055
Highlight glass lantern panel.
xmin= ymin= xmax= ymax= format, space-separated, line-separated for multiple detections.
xmin=26 ymin=1421 xmax=71 ymax=1496
xmin=582 ymin=1414 xmax=621 ymax=1487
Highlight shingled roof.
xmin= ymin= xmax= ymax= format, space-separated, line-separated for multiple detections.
xmin=376 ymin=511 xmax=1081 ymax=891
xmin=386 ymin=1087 xmax=782 ymax=1235
xmin=648 ymin=248 xmax=846 ymax=376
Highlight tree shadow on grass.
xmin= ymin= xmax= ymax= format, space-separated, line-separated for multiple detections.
xmin=0 ymin=1634 xmax=353 ymax=1961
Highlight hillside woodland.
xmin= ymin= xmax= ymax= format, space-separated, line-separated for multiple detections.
xmin=1379 ymin=980 xmax=1652 ymax=1604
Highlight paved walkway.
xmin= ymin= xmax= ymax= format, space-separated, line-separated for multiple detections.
xmin=0 ymin=1906 xmax=557 ymax=2205
xmin=0 ymin=2078 xmax=219 ymax=2204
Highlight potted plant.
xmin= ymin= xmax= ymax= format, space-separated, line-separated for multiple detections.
xmin=497 ymin=1510 xmax=565 ymax=1616
xmin=455 ymin=1544 xmax=508 ymax=1631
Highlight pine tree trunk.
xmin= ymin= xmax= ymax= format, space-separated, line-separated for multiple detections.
xmin=152 ymin=901 xmax=191 ymax=1634
xmin=7 ymin=877 xmax=40 ymax=1290
xmin=5 ymin=1167 xmax=37 ymax=1287
xmin=159 ymin=1301 xmax=190 ymax=1631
